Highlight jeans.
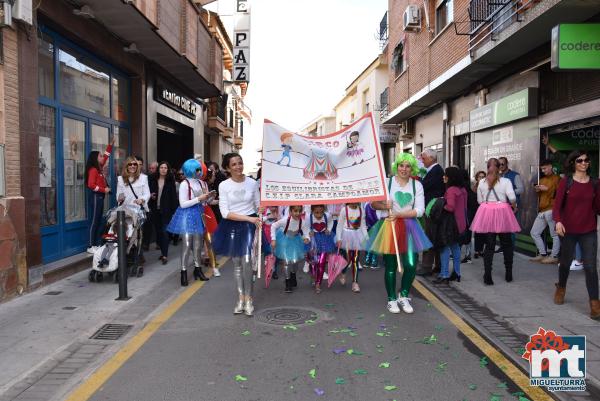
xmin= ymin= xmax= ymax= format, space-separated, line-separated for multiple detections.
xmin=88 ymin=192 xmax=105 ymax=247
xmin=558 ymin=232 xmax=598 ymax=300
xmin=530 ymin=210 xmax=560 ymax=257
xmin=440 ymin=242 xmax=461 ymax=278
xmin=484 ymin=233 xmax=513 ymax=271
xmin=152 ymin=210 xmax=170 ymax=257
xmin=575 ymin=242 xmax=582 ymax=261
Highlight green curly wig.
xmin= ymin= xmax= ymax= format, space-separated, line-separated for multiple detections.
xmin=391 ymin=152 xmax=420 ymax=176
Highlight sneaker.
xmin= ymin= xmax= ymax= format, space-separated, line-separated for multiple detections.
xmin=387 ymin=300 xmax=400 ymax=314
xmin=397 ymin=297 xmax=414 ymax=314
xmin=315 ymin=284 xmax=321 ymax=294
xmin=358 ymin=262 xmax=364 ymax=270
xmin=351 ymin=282 xmax=360 ymax=293
xmin=570 ymin=260 xmax=584 ymax=271
xmin=541 ymin=256 xmax=559 ymax=265
xmin=494 ymin=246 xmax=503 ymax=254
xmin=323 ymin=272 xmax=329 ymax=280
xmin=460 ymin=256 xmax=472 ymax=264
xmin=213 ymin=267 xmax=221 ymax=277
xmin=86 ymin=246 xmax=98 ymax=254
xmin=370 ymin=264 xmax=381 ymax=270
xmin=303 ymin=262 xmax=310 ymax=273
xmin=530 ymin=255 xmax=546 ymax=262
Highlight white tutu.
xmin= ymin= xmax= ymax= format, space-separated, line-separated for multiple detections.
xmin=338 ymin=228 xmax=367 ymax=251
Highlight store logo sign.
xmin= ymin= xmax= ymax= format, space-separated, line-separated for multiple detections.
xmin=234 ymin=0 xmax=251 ymax=82
xmin=552 ymin=24 xmax=600 ymax=71
xmin=156 ymin=82 xmax=198 ymax=119
xmin=469 ymin=88 xmax=536 ymax=132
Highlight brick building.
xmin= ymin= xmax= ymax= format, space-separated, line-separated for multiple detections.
xmin=381 ymin=0 xmax=600 ymax=252
xmin=0 ymin=0 xmax=246 ymax=301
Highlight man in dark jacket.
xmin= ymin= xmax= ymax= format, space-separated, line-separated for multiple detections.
xmin=417 ymin=148 xmax=445 ymax=276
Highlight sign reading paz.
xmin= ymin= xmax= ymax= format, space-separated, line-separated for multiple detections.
xmin=234 ymin=0 xmax=250 ymax=82
xmin=261 ymin=113 xmax=388 ymax=206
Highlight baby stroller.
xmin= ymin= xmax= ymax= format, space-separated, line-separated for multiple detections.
xmin=89 ymin=205 xmax=146 ymax=282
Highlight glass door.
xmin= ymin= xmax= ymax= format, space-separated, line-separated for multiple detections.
xmin=90 ymin=121 xmax=111 ymax=210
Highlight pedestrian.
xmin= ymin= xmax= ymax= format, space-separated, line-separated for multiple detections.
xmin=85 ymin=136 xmax=115 ymax=253
xmin=367 ymin=152 xmax=432 ymax=314
xmin=147 ymin=161 xmax=158 ymax=176
xmin=417 ymin=148 xmax=444 ymax=276
xmin=117 ymin=156 xmax=151 ymax=275
xmin=472 ymin=171 xmax=487 ymax=259
xmin=459 ymin=169 xmax=479 ymax=264
xmin=207 ymin=161 xmax=226 ymax=222
xmin=136 ymin=156 xmax=153 ymax=256
xmin=552 ymin=150 xmax=600 ymax=319
xmin=529 ymin=159 xmax=561 ymax=264
xmin=212 ymin=153 xmax=262 ymax=316
xmin=171 ymin=169 xmax=184 ymax=246
xmin=303 ymin=204 xmax=335 ymax=294
xmin=148 ymin=161 xmax=178 ymax=265
xmin=199 ymin=167 xmax=221 ymax=278
xmin=327 ymin=203 xmax=343 ymax=234
xmin=270 ymin=205 xmax=307 ymax=293
xmin=262 ymin=206 xmax=280 ymax=279
xmin=363 ymin=202 xmax=380 ymax=269
xmin=166 ymin=159 xmax=213 ymax=286
xmin=498 ymin=157 xmax=524 ymax=251
xmin=336 ymin=202 xmax=368 ymax=293
xmin=434 ymin=167 xmax=467 ymax=284
xmin=470 ymin=158 xmax=520 ymax=285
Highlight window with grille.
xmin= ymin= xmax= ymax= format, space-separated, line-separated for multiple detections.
xmin=435 ymin=0 xmax=454 ymax=34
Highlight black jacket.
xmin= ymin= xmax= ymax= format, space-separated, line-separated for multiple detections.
xmin=422 ymin=164 xmax=445 ymax=206
xmin=424 ymin=198 xmax=459 ymax=249
xmin=148 ymin=175 xmax=178 ymax=223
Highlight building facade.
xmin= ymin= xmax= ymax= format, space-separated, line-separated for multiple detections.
xmin=382 ymin=0 xmax=600 ymax=253
xmin=299 ymin=112 xmax=337 ymax=136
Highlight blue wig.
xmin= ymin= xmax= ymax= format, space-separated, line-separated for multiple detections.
xmin=182 ymin=159 xmax=201 ymax=179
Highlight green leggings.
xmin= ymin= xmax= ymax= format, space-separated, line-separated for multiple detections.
xmin=383 ymin=253 xmax=418 ymax=301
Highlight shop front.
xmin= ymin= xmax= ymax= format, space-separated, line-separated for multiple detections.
xmin=37 ymin=27 xmax=131 ymax=263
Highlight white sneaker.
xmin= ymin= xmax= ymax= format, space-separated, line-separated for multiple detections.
xmin=397 ymin=297 xmax=414 ymax=314
xmin=358 ymin=262 xmax=364 ymax=270
xmin=303 ymin=262 xmax=310 ymax=273
xmin=570 ymin=260 xmax=584 ymax=271
xmin=213 ymin=267 xmax=221 ymax=277
xmin=370 ymin=264 xmax=381 ymax=270
xmin=387 ymin=301 xmax=400 ymax=314
xmin=323 ymin=272 xmax=329 ymax=280
xmin=86 ymin=246 xmax=98 ymax=254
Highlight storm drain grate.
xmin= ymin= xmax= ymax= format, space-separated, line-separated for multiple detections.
xmin=255 ymin=307 xmax=320 ymax=326
xmin=44 ymin=291 xmax=63 ymax=295
xmin=90 ymin=324 xmax=133 ymax=340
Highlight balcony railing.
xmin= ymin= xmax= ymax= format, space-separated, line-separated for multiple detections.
xmin=378 ymin=11 xmax=388 ymax=50
xmin=468 ymin=0 xmax=541 ymax=52
xmin=376 ymin=88 xmax=389 ymax=121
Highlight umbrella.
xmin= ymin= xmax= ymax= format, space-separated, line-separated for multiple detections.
xmin=264 ymin=254 xmax=276 ymax=288
xmin=327 ymin=250 xmax=347 ymax=288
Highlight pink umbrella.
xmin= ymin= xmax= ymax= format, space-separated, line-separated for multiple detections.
xmin=327 ymin=250 xmax=347 ymax=288
xmin=264 ymin=254 xmax=276 ymax=288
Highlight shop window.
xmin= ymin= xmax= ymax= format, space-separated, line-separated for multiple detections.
xmin=112 ymin=75 xmax=130 ymax=122
xmin=59 ymin=46 xmax=110 ymax=118
xmin=435 ymin=0 xmax=454 ymax=34
xmin=38 ymin=32 xmax=54 ymax=99
xmin=391 ymin=40 xmax=406 ymax=77
xmin=39 ymin=105 xmax=57 ymax=226
xmin=113 ymin=126 xmax=129 ymax=175
xmin=63 ymin=117 xmax=86 ymax=223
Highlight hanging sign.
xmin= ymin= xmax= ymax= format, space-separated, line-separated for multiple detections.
xmin=234 ymin=0 xmax=251 ymax=82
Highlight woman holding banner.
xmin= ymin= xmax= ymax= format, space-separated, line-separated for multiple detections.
xmin=367 ymin=153 xmax=432 ymax=314
xmin=213 ymin=153 xmax=262 ymax=316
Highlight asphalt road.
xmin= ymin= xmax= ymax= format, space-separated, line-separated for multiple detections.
xmin=88 ymin=261 xmax=529 ymax=401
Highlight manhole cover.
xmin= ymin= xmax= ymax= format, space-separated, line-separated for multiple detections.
xmin=255 ymin=307 xmax=321 ymax=326
xmin=90 ymin=324 xmax=133 ymax=340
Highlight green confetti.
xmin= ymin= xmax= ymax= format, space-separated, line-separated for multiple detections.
xmin=497 ymin=382 xmax=508 ymax=389
xmin=489 ymin=393 xmax=503 ymax=401
xmin=290 ymin=385 xmax=294 ymax=390
xmin=379 ymin=362 xmax=390 ymax=368
xmin=480 ymin=356 xmax=489 ymax=367
xmin=376 ymin=332 xmax=386 ymax=337
xmin=517 ymin=397 xmax=530 ymax=401
xmin=335 ymin=377 xmax=345 ymax=385
xmin=353 ymin=369 xmax=368 ymax=375
xmin=418 ymin=334 xmax=438 ymax=344
xmin=283 ymin=324 xmax=298 ymax=331
xmin=435 ymin=362 xmax=447 ymax=372
xmin=235 ymin=375 xmax=247 ymax=382
xmin=426 ymin=303 xmax=432 ymax=307
xmin=241 ymin=330 xmax=250 ymax=336
xmin=511 ymin=392 xmax=524 ymax=397
xmin=349 ymin=332 xmax=358 ymax=337
xmin=347 ymin=349 xmax=363 ymax=355
xmin=384 ymin=385 xmax=397 ymax=391
xmin=376 ymin=344 xmax=384 ymax=348
xmin=305 ymin=319 xmax=316 ymax=324
xmin=308 ymin=368 xmax=316 ymax=379
xmin=469 ymin=384 xmax=477 ymax=390
xmin=379 ymin=313 xmax=385 ymax=318
xmin=325 ymin=303 xmax=335 ymax=308
xmin=434 ymin=325 xmax=443 ymax=331
xmin=329 ymin=329 xmax=340 ymax=334
xmin=309 ymin=344 xmax=316 ymax=348
xmin=377 ymin=349 xmax=384 ymax=353
xmin=340 ymin=329 xmax=352 ymax=333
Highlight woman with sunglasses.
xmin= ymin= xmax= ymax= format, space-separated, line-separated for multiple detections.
xmin=553 ymin=150 xmax=600 ymax=319
xmin=470 ymin=158 xmax=520 ymax=285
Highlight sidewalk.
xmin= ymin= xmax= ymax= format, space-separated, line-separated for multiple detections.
xmin=418 ymin=251 xmax=600 ymax=400
xmin=0 ymin=247 xmax=208 ymax=400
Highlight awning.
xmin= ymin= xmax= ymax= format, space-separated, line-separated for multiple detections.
xmin=75 ymin=0 xmax=220 ymax=98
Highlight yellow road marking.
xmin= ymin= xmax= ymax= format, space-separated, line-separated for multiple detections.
xmin=413 ymin=280 xmax=553 ymax=401
xmin=65 ymin=259 xmax=229 ymax=401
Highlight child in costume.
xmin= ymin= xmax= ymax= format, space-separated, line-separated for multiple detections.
xmin=336 ymin=202 xmax=368 ymax=293
xmin=263 ymin=206 xmax=280 ymax=279
xmin=363 ymin=202 xmax=380 ymax=269
xmin=367 ymin=152 xmax=433 ymax=314
xmin=303 ymin=204 xmax=335 ymax=293
xmin=167 ymin=159 xmax=214 ymax=286
xmin=270 ymin=205 xmax=307 ymax=293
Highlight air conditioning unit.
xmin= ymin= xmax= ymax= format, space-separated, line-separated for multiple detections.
xmin=401 ymin=119 xmax=416 ymax=139
xmin=403 ymin=5 xmax=420 ymax=32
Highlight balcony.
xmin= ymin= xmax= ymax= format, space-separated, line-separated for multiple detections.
xmin=378 ymin=11 xmax=388 ymax=51
xmin=207 ymin=95 xmax=233 ymax=137
xmin=233 ymin=136 xmax=243 ymax=148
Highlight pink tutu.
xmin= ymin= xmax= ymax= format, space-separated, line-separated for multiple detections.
xmin=470 ymin=202 xmax=521 ymax=233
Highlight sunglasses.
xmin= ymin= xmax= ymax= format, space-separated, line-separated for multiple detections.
xmin=127 ymin=163 xmax=138 ymax=167
xmin=499 ymin=163 xmax=506 ymax=166
xmin=575 ymin=158 xmax=590 ymax=164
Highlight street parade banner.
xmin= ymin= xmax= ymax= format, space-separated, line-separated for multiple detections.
xmin=261 ymin=112 xmax=388 ymax=206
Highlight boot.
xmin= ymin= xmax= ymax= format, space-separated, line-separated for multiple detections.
xmin=180 ymin=270 xmax=188 ymax=287
xmin=483 ymin=268 xmax=494 ymax=285
xmin=193 ymin=266 xmax=209 ymax=281
xmin=554 ymin=283 xmax=565 ymax=305
xmin=505 ymin=267 xmax=513 ymax=283
xmin=285 ymin=279 xmax=292 ymax=293
xmin=290 ymin=272 xmax=297 ymax=287
xmin=590 ymin=300 xmax=600 ymax=320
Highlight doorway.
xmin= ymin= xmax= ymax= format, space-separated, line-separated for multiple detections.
xmin=156 ymin=114 xmax=194 ymax=170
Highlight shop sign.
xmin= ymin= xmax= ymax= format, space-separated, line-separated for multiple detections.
xmin=551 ymin=24 xmax=600 ymax=71
xmin=155 ymin=82 xmax=198 ymax=119
xmin=469 ymin=88 xmax=537 ymax=132
xmin=549 ymin=125 xmax=600 ymax=151
xmin=379 ymin=125 xmax=399 ymax=143
xmin=234 ymin=0 xmax=251 ymax=82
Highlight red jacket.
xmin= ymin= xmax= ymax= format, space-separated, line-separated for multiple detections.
xmin=87 ymin=144 xmax=112 ymax=193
